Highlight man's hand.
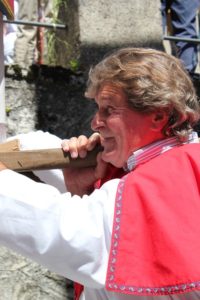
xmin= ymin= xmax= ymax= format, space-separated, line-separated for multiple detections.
xmin=61 ymin=133 xmax=108 ymax=196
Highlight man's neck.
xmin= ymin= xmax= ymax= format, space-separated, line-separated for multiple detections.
xmin=125 ymin=132 xmax=199 ymax=172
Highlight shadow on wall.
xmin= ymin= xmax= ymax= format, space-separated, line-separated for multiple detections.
xmin=35 ymin=42 xmax=165 ymax=139
xmin=33 ymin=60 xmax=200 ymax=139
xmin=32 ymin=65 xmax=96 ymax=139
xmin=79 ymin=42 xmax=165 ymax=70
xmin=5 ymin=48 xmax=200 ymax=140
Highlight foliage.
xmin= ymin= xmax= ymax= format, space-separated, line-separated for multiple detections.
xmin=69 ymin=59 xmax=79 ymax=72
xmin=47 ymin=0 xmax=68 ymax=65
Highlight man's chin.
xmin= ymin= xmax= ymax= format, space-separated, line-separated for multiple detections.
xmin=102 ymin=151 xmax=123 ymax=168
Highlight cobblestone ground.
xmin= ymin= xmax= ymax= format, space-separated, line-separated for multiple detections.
xmin=0 ymin=246 xmax=74 ymax=300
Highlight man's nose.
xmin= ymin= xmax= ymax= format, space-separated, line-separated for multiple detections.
xmin=91 ymin=112 xmax=105 ymax=131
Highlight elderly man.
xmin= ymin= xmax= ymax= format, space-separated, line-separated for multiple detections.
xmin=0 ymin=48 xmax=200 ymax=300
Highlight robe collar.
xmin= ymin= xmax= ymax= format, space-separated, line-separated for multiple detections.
xmin=125 ymin=131 xmax=199 ymax=172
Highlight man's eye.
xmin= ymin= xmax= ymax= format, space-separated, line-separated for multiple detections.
xmin=101 ymin=107 xmax=114 ymax=117
xmin=107 ymin=107 xmax=114 ymax=115
xmin=97 ymin=106 xmax=116 ymax=118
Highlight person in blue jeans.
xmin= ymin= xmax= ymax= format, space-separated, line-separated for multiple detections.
xmin=161 ymin=0 xmax=200 ymax=76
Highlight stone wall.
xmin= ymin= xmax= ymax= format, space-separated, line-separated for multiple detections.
xmin=53 ymin=0 xmax=163 ymax=69
xmin=0 ymin=247 xmax=73 ymax=300
xmin=5 ymin=66 xmax=95 ymax=139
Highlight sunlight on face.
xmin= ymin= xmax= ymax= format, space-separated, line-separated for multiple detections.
xmin=91 ymin=83 xmax=159 ymax=167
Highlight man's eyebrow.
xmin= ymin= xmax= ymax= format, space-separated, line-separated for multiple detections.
xmin=98 ymin=95 xmax=115 ymax=102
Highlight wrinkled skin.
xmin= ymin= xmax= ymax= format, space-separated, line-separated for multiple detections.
xmin=62 ymin=83 xmax=167 ymax=196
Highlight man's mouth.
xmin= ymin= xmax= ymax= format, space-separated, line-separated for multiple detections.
xmin=101 ymin=137 xmax=116 ymax=151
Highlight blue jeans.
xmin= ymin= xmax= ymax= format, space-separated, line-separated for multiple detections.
xmin=161 ymin=0 xmax=200 ymax=74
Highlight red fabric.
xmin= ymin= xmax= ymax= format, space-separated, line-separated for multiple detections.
xmin=106 ymin=144 xmax=200 ymax=296
xmin=74 ymin=282 xmax=84 ymax=300
xmin=74 ymin=165 xmax=126 ymax=300
xmin=0 ymin=0 xmax=14 ymax=19
xmin=95 ymin=164 xmax=126 ymax=188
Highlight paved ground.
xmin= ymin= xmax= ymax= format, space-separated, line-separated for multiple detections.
xmin=0 ymin=246 xmax=74 ymax=300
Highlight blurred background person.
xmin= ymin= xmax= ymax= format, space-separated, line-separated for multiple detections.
xmin=161 ymin=0 xmax=200 ymax=77
xmin=13 ymin=0 xmax=53 ymax=75
xmin=3 ymin=0 xmax=18 ymax=65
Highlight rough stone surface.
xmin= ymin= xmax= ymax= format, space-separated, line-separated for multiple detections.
xmin=79 ymin=0 xmax=162 ymax=45
xmin=5 ymin=78 xmax=37 ymax=137
xmin=0 ymin=246 xmax=73 ymax=300
xmin=34 ymin=66 xmax=96 ymax=139
xmin=5 ymin=66 xmax=96 ymax=139
xmin=55 ymin=0 xmax=163 ymax=69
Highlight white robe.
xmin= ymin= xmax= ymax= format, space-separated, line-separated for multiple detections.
xmin=0 ymin=131 xmax=199 ymax=300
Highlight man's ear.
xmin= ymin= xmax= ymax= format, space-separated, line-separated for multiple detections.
xmin=151 ymin=111 xmax=169 ymax=131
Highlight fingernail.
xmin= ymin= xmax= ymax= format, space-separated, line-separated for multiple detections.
xmin=71 ymin=151 xmax=78 ymax=158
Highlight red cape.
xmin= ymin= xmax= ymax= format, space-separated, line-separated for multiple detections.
xmin=106 ymin=144 xmax=200 ymax=296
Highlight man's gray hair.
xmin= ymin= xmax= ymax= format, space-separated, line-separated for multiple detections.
xmin=85 ymin=47 xmax=200 ymax=141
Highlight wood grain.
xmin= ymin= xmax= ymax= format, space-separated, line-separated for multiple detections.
xmin=0 ymin=146 xmax=101 ymax=172
xmin=0 ymin=139 xmax=20 ymax=152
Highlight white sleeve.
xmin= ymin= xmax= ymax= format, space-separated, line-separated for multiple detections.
xmin=0 ymin=169 xmax=119 ymax=289
xmin=7 ymin=130 xmax=66 ymax=192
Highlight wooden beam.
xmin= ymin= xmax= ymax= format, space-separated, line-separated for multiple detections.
xmin=0 ymin=139 xmax=20 ymax=152
xmin=0 ymin=146 xmax=101 ymax=172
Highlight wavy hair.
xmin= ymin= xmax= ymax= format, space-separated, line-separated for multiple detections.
xmin=85 ymin=47 xmax=200 ymax=140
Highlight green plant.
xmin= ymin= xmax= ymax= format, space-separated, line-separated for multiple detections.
xmin=6 ymin=106 xmax=12 ymax=116
xmin=47 ymin=0 xmax=68 ymax=65
xmin=69 ymin=59 xmax=79 ymax=72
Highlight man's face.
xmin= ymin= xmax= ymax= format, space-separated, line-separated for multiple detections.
xmin=91 ymin=83 xmax=162 ymax=168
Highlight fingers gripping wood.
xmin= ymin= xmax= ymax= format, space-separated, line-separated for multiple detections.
xmin=0 ymin=140 xmax=101 ymax=172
